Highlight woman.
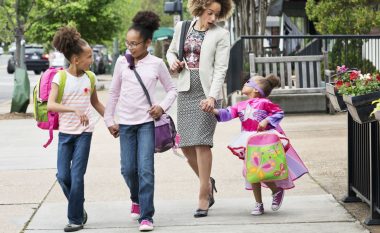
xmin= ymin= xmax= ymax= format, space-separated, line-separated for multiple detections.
xmin=166 ymin=0 xmax=233 ymax=218
xmin=104 ymin=11 xmax=177 ymax=232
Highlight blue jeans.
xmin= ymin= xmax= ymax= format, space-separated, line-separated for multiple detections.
xmin=119 ymin=122 xmax=155 ymax=223
xmin=56 ymin=132 xmax=92 ymax=225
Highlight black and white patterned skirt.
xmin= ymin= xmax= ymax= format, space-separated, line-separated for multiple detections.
xmin=177 ymin=70 xmax=220 ymax=148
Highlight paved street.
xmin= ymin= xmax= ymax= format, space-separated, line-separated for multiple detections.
xmin=0 ymin=54 xmax=40 ymax=104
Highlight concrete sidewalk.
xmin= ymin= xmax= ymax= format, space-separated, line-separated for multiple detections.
xmin=0 ymin=79 xmax=371 ymax=233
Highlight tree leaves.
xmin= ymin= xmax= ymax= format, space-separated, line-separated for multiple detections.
xmin=306 ymin=0 xmax=380 ymax=34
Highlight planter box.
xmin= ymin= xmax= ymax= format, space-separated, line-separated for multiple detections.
xmin=343 ymin=91 xmax=380 ymax=124
xmin=326 ymin=82 xmax=347 ymax=112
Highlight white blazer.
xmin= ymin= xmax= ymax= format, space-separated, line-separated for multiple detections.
xmin=166 ymin=20 xmax=230 ymax=100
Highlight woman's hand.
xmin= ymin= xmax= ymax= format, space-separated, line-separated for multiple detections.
xmin=257 ymin=119 xmax=269 ymax=131
xmin=149 ymin=105 xmax=164 ymax=120
xmin=170 ymin=59 xmax=185 ymax=73
xmin=74 ymin=109 xmax=89 ymax=126
xmin=108 ymin=125 xmax=119 ymax=138
xmin=200 ymin=97 xmax=215 ymax=113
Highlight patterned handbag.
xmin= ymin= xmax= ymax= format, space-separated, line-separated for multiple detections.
xmin=245 ymin=132 xmax=289 ymax=183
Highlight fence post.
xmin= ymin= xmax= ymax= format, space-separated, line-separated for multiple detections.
xmin=365 ymin=122 xmax=380 ymax=225
xmin=343 ymin=114 xmax=362 ymax=203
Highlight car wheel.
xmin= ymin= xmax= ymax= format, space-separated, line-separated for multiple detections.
xmin=34 ymin=70 xmax=41 ymax=75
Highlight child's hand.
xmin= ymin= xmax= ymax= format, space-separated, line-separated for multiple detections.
xmin=148 ymin=105 xmax=163 ymax=119
xmin=108 ymin=125 xmax=119 ymax=138
xmin=74 ymin=109 xmax=89 ymax=126
xmin=200 ymin=97 xmax=215 ymax=113
xmin=257 ymin=119 xmax=269 ymax=131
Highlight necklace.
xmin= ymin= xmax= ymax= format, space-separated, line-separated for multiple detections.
xmin=194 ymin=20 xmax=208 ymax=32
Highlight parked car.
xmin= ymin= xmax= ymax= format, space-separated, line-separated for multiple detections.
xmin=7 ymin=44 xmax=49 ymax=74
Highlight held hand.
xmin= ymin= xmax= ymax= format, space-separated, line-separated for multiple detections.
xmin=200 ymin=97 xmax=215 ymax=113
xmin=257 ymin=119 xmax=269 ymax=131
xmin=74 ymin=109 xmax=89 ymax=126
xmin=170 ymin=59 xmax=185 ymax=73
xmin=149 ymin=105 xmax=164 ymax=120
xmin=108 ymin=125 xmax=119 ymax=138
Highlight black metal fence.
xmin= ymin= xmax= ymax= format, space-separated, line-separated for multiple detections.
xmin=345 ymin=114 xmax=380 ymax=225
xmin=226 ymin=35 xmax=380 ymax=96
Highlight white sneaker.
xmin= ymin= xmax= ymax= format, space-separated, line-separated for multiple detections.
xmin=251 ymin=202 xmax=264 ymax=216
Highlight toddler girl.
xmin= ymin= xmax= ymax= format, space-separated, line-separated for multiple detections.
xmin=212 ymin=74 xmax=308 ymax=215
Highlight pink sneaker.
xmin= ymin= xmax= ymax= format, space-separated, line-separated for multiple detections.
xmin=272 ymin=189 xmax=285 ymax=211
xmin=131 ymin=202 xmax=140 ymax=220
xmin=139 ymin=220 xmax=154 ymax=232
xmin=251 ymin=202 xmax=264 ymax=215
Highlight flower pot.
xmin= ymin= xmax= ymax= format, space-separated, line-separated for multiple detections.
xmin=343 ymin=91 xmax=380 ymax=124
xmin=326 ymin=82 xmax=347 ymax=112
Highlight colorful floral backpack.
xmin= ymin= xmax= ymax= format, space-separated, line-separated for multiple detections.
xmin=33 ymin=67 xmax=95 ymax=148
xmin=245 ymin=132 xmax=289 ymax=183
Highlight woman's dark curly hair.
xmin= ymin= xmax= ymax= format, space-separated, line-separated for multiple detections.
xmin=129 ymin=11 xmax=160 ymax=41
xmin=52 ymin=26 xmax=88 ymax=61
xmin=187 ymin=0 xmax=234 ymax=20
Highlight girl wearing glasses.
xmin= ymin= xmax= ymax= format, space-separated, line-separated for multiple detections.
xmin=212 ymin=74 xmax=308 ymax=216
xmin=104 ymin=11 xmax=177 ymax=232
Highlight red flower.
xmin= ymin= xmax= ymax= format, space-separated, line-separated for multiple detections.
xmin=345 ymin=82 xmax=351 ymax=87
xmin=350 ymin=72 xmax=359 ymax=81
xmin=376 ymin=74 xmax=380 ymax=82
xmin=335 ymin=80 xmax=343 ymax=88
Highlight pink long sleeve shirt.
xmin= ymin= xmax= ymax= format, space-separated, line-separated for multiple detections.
xmin=104 ymin=54 xmax=177 ymax=127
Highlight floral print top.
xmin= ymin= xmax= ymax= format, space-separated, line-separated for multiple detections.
xmin=184 ymin=26 xmax=206 ymax=69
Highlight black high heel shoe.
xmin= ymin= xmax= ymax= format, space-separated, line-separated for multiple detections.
xmin=194 ymin=208 xmax=208 ymax=218
xmin=208 ymin=177 xmax=217 ymax=208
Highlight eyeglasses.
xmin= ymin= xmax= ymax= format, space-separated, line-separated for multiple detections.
xmin=125 ymin=40 xmax=144 ymax=48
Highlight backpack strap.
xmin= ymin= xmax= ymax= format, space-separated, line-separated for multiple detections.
xmin=57 ymin=70 xmax=67 ymax=103
xmin=44 ymin=70 xmax=66 ymax=148
xmin=84 ymin=70 xmax=96 ymax=94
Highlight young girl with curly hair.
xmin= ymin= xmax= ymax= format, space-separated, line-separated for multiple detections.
xmin=48 ymin=26 xmax=105 ymax=232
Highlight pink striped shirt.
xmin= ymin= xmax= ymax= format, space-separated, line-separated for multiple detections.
xmin=104 ymin=54 xmax=177 ymax=126
xmin=52 ymin=71 xmax=97 ymax=134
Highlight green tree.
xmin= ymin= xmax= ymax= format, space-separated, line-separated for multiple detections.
xmin=306 ymin=0 xmax=380 ymax=34
xmin=26 ymin=0 xmax=121 ymax=48
xmin=306 ymin=1 xmax=380 ymax=72
xmin=0 ymin=0 xmax=121 ymax=68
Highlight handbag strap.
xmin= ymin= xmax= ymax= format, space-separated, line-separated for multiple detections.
xmin=132 ymin=69 xmax=153 ymax=107
xmin=124 ymin=52 xmax=153 ymax=107
xmin=178 ymin=20 xmax=191 ymax=61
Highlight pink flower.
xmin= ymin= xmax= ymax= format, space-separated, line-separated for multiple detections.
xmin=337 ymin=65 xmax=348 ymax=73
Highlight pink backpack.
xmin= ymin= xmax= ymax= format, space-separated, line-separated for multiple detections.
xmin=33 ymin=68 xmax=95 ymax=148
